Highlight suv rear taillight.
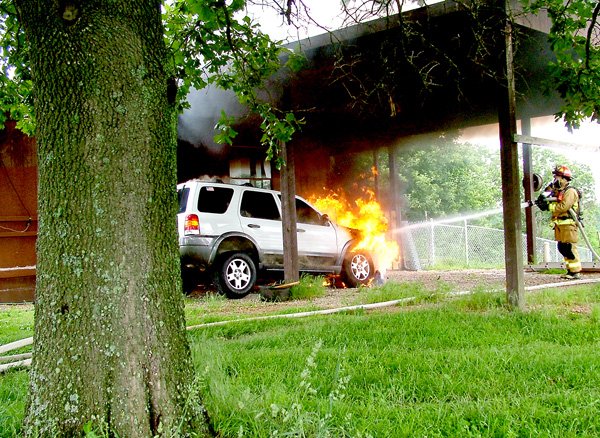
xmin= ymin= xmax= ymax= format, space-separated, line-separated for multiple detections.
xmin=184 ymin=214 xmax=200 ymax=234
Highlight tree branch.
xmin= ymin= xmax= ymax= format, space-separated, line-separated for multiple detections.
xmin=585 ymin=1 xmax=600 ymax=70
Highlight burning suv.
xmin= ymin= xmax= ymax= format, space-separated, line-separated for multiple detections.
xmin=177 ymin=180 xmax=374 ymax=297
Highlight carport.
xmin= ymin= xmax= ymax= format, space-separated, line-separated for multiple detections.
xmin=0 ymin=1 xmax=581 ymax=304
xmin=178 ymin=0 xmax=565 ymax=307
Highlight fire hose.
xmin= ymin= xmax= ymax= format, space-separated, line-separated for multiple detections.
xmin=524 ymin=198 xmax=600 ymax=261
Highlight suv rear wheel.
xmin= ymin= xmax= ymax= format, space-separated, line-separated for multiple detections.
xmin=215 ymin=252 xmax=257 ymax=298
xmin=341 ymin=251 xmax=374 ymax=287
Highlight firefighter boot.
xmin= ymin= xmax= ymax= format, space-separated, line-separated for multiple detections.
xmin=560 ymin=272 xmax=582 ymax=280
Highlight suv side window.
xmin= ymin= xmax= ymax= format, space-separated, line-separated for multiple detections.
xmin=240 ymin=191 xmax=281 ymax=220
xmin=197 ymin=186 xmax=234 ymax=214
xmin=296 ymin=198 xmax=324 ymax=225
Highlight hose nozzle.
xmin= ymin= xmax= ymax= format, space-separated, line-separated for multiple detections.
xmin=521 ymin=200 xmax=534 ymax=209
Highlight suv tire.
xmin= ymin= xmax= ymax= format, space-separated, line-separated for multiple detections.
xmin=215 ymin=252 xmax=257 ymax=298
xmin=341 ymin=250 xmax=374 ymax=287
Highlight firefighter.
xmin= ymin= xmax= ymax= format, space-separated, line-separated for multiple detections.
xmin=535 ymin=165 xmax=582 ymax=280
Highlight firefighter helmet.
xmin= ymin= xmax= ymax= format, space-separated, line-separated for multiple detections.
xmin=552 ymin=165 xmax=573 ymax=180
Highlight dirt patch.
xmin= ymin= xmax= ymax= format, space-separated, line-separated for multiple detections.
xmin=387 ymin=268 xmax=600 ymax=291
xmin=6 ymin=269 xmax=598 ymax=314
xmin=187 ymin=269 xmax=600 ymax=316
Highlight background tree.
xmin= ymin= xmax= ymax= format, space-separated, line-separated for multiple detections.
xmin=525 ymin=0 xmax=600 ymax=129
xmin=396 ymin=139 xmax=502 ymax=224
xmin=347 ymin=135 xmax=502 ymax=225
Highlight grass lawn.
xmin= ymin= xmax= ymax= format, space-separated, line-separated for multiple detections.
xmin=2 ymin=282 xmax=600 ymax=436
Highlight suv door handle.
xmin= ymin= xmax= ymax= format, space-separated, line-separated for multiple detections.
xmin=247 ymin=224 xmax=260 ymax=229
xmin=297 ymin=228 xmax=305 ymax=233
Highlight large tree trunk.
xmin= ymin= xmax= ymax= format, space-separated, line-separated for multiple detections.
xmin=15 ymin=2 xmax=208 ymax=436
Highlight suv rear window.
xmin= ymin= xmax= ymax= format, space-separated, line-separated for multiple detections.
xmin=197 ymin=186 xmax=234 ymax=214
xmin=178 ymin=188 xmax=189 ymax=214
xmin=240 ymin=191 xmax=281 ymax=220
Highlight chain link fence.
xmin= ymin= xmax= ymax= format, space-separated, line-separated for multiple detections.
xmin=399 ymin=221 xmax=594 ymax=270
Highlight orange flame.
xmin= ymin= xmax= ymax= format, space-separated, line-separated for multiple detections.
xmin=308 ymin=190 xmax=399 ymax=272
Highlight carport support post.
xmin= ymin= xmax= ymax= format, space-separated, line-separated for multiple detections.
xmin=373 ymin=149 xmax=380 ymax=199
xmin=497 ymin=2 xmax=525 ymax=310
xmin=388 ymin=145 xmax=404 ymax=269
xmin=280 ymin=140 xmax=300 ymax=286
xmin=521 ymin=117 xmax=537 ymax=264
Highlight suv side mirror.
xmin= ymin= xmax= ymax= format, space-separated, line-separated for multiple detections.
xmin=321 ymin=213 xmax=330 ymax=226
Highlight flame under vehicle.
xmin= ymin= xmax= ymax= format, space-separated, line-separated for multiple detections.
xmin=177 ymin=180 xmax=375 ymax=297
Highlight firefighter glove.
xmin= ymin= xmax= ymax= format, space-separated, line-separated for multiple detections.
xmin=535 ymin=195 xmax=549 ymax=211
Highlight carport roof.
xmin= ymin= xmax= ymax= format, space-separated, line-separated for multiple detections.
xmin=259 ymin=0 xmax=557 ymax=152
xmin=178 ymin=0 xmax=558 ymax=154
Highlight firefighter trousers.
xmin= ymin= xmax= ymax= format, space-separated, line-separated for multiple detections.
xmin=557 ymin=241 xmax=582 ymax=273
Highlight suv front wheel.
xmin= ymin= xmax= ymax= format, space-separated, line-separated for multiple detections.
xmin=215 ymin=252 xmax=257 ymax=298
xmin=341 ymin=250 xmax=374 ymax=287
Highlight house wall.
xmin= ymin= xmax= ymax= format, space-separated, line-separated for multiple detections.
xmin=0 ymin=121 xmax=37 ymax=302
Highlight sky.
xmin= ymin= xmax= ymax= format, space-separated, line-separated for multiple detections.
xmin=247 ymin=0 xmax=432 ymax=42
xmin=247 ymin=2 xmax=349 ymax=41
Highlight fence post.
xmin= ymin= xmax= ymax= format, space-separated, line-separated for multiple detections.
xmin=429 ymin=219 xmax=435 ymax=267
xmin=543 ymin=241 xmax=551 ymax=263
xmin=464 ymin=219 xmax=469 ymax=266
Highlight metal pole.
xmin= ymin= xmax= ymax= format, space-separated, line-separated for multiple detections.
xmin=464 ymin=219 xmax=469 ymax=267
xmin=429 ymin=219 xmax=435 ymax=267
xmin=521 ymin=117 xmax=537 ymax=264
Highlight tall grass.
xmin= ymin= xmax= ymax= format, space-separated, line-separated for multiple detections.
xmin=0 ymin=306 xmax=34 ymax=345
xmin=289 ymin=274 xmax=327 ymax=300
xmin=0 ymin=371 xmax=28 ymax=436
xmin=2 ymin=285 xmax=600 ymax=436
xmin=188 ymin=286 xmax=600 ymax=436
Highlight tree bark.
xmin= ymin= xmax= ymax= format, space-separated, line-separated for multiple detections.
xmin=15 ymin=1 xmax=208 ymax=436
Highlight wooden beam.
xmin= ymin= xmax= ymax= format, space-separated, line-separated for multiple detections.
xmin=0 ymin=352 xmax=32 ymax=363
xmin=498 ymin=2 xmax=525 ymax=310
xmin=0 ymin=337 xmax=33 ymax=355
xmin=0 ymin=216 xmax=36 ymax=222
xmin=388 ymin=146 xmax=403 ymax=270
xmin=0 ymin=358 xmax=32 ymax=373
xmin=0 ymin=267 xmax=36 ymax=279
xmin=280 ymin=140 xmax=299 ymax=285
xmin=514 ymin=134 xmax=599 ymax=151
xmin=0 ymin=231 xmax=37 ymax=238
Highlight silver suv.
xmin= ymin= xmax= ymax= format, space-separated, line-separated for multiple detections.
xmin=177 ymin=180 xmax=374 ymax=297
